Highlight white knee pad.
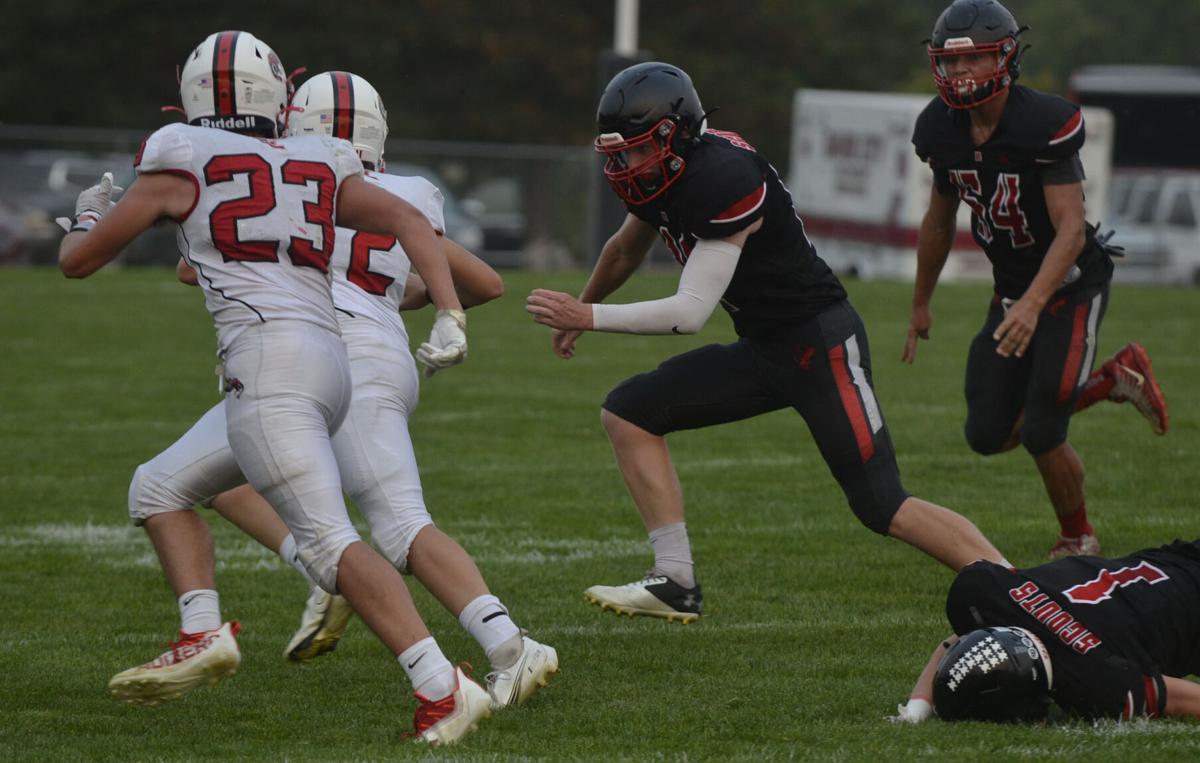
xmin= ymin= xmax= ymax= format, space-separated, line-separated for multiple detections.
xmin=128 ymin=462 xmax=213 ymax=526
xmin=368 ymin=508 xmax=434 ymax=574
xmin=128 ymin=402 xmax=243 ymax=525
xmin=294 ymin=525 xmax=363 ymax=594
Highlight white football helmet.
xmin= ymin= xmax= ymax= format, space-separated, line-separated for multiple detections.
xmin=179 ymin=31 xmax=288 ymax=136
xmin=288 ymin=72 xmax=389 ymax=170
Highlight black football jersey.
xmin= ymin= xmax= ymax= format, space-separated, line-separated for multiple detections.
xmin=627 ymin=129 xmax=846 ymax=338
xmin=912 ymin=86 xmax=1114 ymax=299
xmin=945 ymin=541 xmax=1200 ymax=720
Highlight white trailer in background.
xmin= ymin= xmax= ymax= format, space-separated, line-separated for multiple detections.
xmin=787 ymin=89 xmax=1114 ymax=282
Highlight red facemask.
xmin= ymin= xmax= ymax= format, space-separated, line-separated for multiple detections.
xmin=928 ymin=37 xmax=1018 ymax=109
xmin=595 ymin=119 xmax=687 ymax=205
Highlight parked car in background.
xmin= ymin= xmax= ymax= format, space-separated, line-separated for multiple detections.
xmin=0 ymin=149 xmax=176 ymax=265
xmin=384 ymin=162 xmax=484 ymax=254
xmin=462 ymin=176 xmax=526 ymax=268
xmin=1072 ymin=65 xmax=1200 ymax=286
xmin=1107 ymin=170 xmax=1200 ymax=285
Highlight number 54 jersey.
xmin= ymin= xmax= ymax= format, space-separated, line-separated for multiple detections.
xmin=945 ymin=542 xmax=1200 ymax=720
xmin=136 ymin=123 xmax=364 ymax=353
xmin=912 ymin=85 xmax=1113 ymax=299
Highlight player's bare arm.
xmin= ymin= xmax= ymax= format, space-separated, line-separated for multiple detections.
xmin=903 ymin=184 xmax=959 ymax=364
xmin=60 ymin=172 xmax=196 ymax=278
xmin=527 ymin=218 xmax=758 ymax=339
xmin=579 ymin=213 xmax=660 ymax=304
xmin=1163 ymin=676 xmax=1200 ymax=719
xmin=530 ymin=213 xmax=658 ymax=359
xmin=893 ymin=634 xmax=959 ymax=723
xmin=399 ymin=237 xmax=504 ymax=311
xmin=992 ymin=180 xmax=1085 ymax=359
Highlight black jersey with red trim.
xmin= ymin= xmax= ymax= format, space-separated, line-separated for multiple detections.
xmin=626 ymin=129 xmax=846 ymax=338
xmin=912 ymin=85 xmax=1113 ymax=299
xmin=945 ymin=541 xmax=1200 ymax=720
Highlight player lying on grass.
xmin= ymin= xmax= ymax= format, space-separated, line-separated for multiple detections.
xmin=895 ymin=539 xmax=1200 ymax=723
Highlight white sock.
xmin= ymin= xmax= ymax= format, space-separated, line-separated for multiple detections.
xmin=178 ymin=589 xmax=221 ymax=634
xmin=278 ymin=534 xmax=317 ymax=589
xmin=649 ymin=522 xmax=695 ymax=588
xmin=398 ymin=637 xmax=456 ymax=700
xmin=459 ymin=594 xmax=522 ymax=669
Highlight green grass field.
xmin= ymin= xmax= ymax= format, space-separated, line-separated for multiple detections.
xmin=2 ymin=266 xmax=1198 ymax=761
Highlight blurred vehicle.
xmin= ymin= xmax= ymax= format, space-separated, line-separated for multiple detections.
xmin=787 ymin=89 xmax=1114 ymax=281
xmin=1072 ymin=65 xmax=1200 ymax=285
xmin=1106 ymin=171 xmax=1200 ymax=285
xmin=0 ymin=149 xmax=177 ymax=265
xmin=462 ymin=176 xmax=526 ymax=267
xmin=384 ymin=163 xmax=484 ymax=253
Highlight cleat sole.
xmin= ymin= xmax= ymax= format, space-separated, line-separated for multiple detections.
xmin=584 ymin=592 xmax=699 ymax=624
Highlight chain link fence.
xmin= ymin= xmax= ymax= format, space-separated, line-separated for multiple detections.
xmin=0 ymin=125 xmax=606 ymax=270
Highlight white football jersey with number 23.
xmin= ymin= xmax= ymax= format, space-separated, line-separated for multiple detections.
xmin=135 ymin=122 xmax=363 ymax=352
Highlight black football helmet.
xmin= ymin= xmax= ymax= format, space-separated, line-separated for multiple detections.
xmin=595 ymin=62 xmax=706 ymax=204
xmin=927 ymin=0 xmax=1025 ymax=109
xmin=933 ymin=627 xmax=1054 ymax=723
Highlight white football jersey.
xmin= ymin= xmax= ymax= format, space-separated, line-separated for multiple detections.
xmin=136 ymin=123 xmax=363 ymax=352
xmin=329 ymin=170 xmax=445 ymax=342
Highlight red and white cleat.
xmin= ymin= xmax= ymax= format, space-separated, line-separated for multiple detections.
xmin=1105 ymin=343 xmax=1169 ymax=435
xmin=412 ymin=666 xmax=492 ymax=747
xmin=109 ymin=621 xmax=241 ymax=706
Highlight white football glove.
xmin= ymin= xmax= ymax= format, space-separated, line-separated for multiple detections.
xmin=889 ymin=697 xmax=933 ymax=724
xmin=416 ymin=308 xmax=467 ymax=377
xmin=55 ymin=172 xmax=124 ymax=233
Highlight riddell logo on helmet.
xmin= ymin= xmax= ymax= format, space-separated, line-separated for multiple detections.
xmin=200 ymin=116 xmax=256 ymax=129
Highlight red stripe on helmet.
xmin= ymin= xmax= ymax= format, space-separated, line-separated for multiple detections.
xmin=331 ymin=72 xmax=355 ymax=141
xmin=214 ymin=31 xmax=238 ymax=116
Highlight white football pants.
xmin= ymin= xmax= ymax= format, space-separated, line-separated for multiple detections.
xmin=333 ymin=317 xmax=433 ymax=572
xmin=129 ymin=318 xmax=433 ymax=587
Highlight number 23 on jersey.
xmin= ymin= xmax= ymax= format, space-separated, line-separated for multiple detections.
xmin=204 ymin=152 xmax=337 ymax=271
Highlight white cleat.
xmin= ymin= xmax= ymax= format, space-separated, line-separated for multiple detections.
xmin=486 ymin=636 xmax=559 ymax=709
xmin=109 ymin=621 xmax=241 ymax=706
xmin=284 ymin=587 xmax=355 ymax=663
xmin=412 ymin=667 xmax=492 ymax=747
xmin=584 ymin=574 xmax=703 ymax=624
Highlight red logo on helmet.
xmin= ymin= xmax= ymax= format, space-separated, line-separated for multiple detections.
xmin=268 ymin=52 xmax=285 ymax=83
